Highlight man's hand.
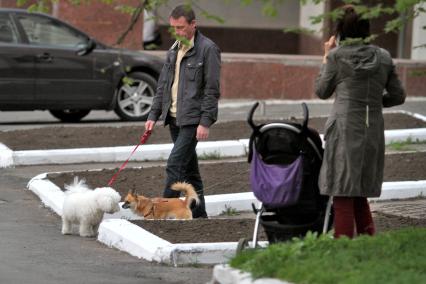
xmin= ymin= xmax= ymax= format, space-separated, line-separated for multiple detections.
xmin=145 ymin=120 xmax=156 ymax=131
xmin=196 ymin=125 xmax=209 ymax=141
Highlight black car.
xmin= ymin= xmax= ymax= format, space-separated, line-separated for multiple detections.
xmin=0 ymin=8 xmax=164 ymax=122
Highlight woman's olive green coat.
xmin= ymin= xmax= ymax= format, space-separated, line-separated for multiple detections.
xmin=315 ymin=44 xmax=405 ymax=197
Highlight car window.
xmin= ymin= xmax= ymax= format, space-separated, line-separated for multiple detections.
xmin=17 ymin=14 xmax=86 ymax=48
xmin=0 ymin=13 xmax=18 ymax=43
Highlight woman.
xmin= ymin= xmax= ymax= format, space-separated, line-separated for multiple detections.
xmin=315 ymin=5 xmax=406 ymax=238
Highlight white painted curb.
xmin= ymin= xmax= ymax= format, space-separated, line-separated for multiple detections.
xmin=27 ymin=173 xmax=426 ymax=265
xmin=98 ymin=219 xmax=267 ymax=266
xmin=2 ymin=127 xmax=424 ymax=167
xmin=98 ymin=219 xmax=171 ymax=261
xmin=211 ymin=264 xmax=290 ymax=284
xmin=26 ymin=175 xmax=268 ymax=265
xmin=385 ymin=128 xmax=426 ymax=144
xmin=27 ymin=173 xmax=63 ymax=216
xmin=394 ymin=110 xmax=426 ymax=122
xmin=370 ymin=180 xmax=426 ymax=200
xmin=0 ymin=143 xmax=13 ymax=168
xmin=206 ymin=192 xmax=260 ymax=216
xmin=10 ymin=140 xmax=247 ymax=166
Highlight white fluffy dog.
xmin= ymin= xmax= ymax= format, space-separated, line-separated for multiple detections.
xmin=61 ymin=178 xmax=121 ymax=237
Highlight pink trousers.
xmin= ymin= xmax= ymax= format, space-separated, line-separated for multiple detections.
xmin=333 ymin=196 xmax=375 ymax=238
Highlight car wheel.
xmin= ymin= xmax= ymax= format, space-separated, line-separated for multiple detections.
xmin=114 ymin=72 xmax=157 ymax=121
xmin=49 ymin=110 xmax=91 ymax=122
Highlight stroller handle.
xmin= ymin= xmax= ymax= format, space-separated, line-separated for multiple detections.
xmin=247 ymin=102 xmax=259 ymax=129
xmin=301 ymin=102 xmax=309 ymax=133
xmin=247 ymin=101 xmax=310 ymax=131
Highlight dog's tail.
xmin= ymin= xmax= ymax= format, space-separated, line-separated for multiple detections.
xmin=64 ymin=177 xmax=90 ymax=194
xmin=170 ymin=182 xmax=199 ymax=208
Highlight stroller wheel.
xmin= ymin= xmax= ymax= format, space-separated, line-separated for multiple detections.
xmin=236 ymin=238 xmax=250 ymax=254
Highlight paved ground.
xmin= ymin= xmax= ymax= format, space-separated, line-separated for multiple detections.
xmin=371 ymin=199 xmax=426 ymax=219
xmin=0 ymin=98 xmax=425 ymax=284
xmin=0 ymin=162 xmax=214 ymax=284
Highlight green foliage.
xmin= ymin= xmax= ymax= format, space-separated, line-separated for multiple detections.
xmin=230 ymin=228 xmax=426 ymax=283
xmin=355 ymin=4 xmax=395 ymax=20
xmin=387 ymin=138 xmax=426 ymax=151
xmin=310 ymin=9 xmax=343 ymax=25
xmin=14 ymin=0 xmax=426 ymax=49
xmin=339 ymin=34 xmax=378 ymax=46
xmin=145 ymin=0 xmax=168 ymax=11
xmin=283 ymin=27 xmax=315 ymax=35
xmin=122 ymin=76 xmax=134 ymax=86
xmin=167 ymin=27 xmax=191 ymax=47
xmin=220 ymin=205 xmax=240 ymax=216
xmin=395 ymin=0 xmax=423 ymax=13
xmin=115 ymin=5 xmax=138 ymax=14
xmin=385 ymin=18 xmax=405 ymax=33
xmin=261 ymin=2 xmax=278 ymax=17
xmin=240 ymin=0 xmax=253 ymax=6
xmin=198 ymin=151 xmax=222 ymax=160
xmin=17 ymin=0 xmax=53 ymax=12
xmin=409 ymin=68 xmax=426 ymax=76
xmin=16 ymin=0 xmax=28 ymax=7
xmin=200 ymin=11 xmax=225 ymax=24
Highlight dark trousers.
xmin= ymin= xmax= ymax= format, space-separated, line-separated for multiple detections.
xmin=333 ymin=196 xmax=375 ymax=238
xmin=163 ymin=118 xmax=207 ymax=218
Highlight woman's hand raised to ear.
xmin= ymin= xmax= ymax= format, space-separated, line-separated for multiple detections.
xmin=323 ymin=35 xmax=337 ymax=64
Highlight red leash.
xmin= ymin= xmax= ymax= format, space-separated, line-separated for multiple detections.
xmin=107 ymin=130 xmax=152 ymax=186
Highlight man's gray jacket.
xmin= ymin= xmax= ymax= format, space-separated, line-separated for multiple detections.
xmin=147 ymin=30 xmax=221 ymax=127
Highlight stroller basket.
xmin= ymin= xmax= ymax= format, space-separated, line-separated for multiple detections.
xmin=260 ymin=213 xmax=324 ymax=242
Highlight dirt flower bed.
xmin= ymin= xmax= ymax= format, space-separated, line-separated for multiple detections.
xmin=13 ymin=112 xmax=424 ymax=244
xmin=1 ymin=113 xmax=425 ymax=150
xmin=47 ymin=152 xmax=426 ymax=243
xmin=131 ymin=219 xmax=268 ymax=243
xmin=48 ymin=152 xmax=426 ymax=198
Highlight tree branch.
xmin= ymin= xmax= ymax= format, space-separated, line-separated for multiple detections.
xmin=115 ymin=0 xmax=146 ymax=46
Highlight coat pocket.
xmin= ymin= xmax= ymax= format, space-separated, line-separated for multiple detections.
xmin=185 ymin=62 xmax=203 ymax=81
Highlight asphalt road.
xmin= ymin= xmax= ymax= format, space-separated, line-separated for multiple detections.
xmin=1 ymin=98 xmax=425 ymax=131
xmin=0 ymin=98 xmax=425 ymax=284
xmin=0 ymin=163 xmax=213 ymax=284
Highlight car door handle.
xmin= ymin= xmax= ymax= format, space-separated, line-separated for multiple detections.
xmin=36 ymin=53 xmax=53 ymax=62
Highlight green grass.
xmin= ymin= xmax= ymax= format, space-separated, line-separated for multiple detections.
xmin=230 ymin=228 xmax=426 ymax=284
xmin=198 ymin=151 xmax=222 ymax=160
xmin=219 ymin=205 xmax=240 ymax=216
xmin=386 ymin=138 xmax=426 ymax=151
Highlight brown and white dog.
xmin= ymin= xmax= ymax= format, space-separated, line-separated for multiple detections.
xmin=121 ymin=182 xmax=199 ymax=220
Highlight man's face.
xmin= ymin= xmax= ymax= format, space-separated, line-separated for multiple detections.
xmin=169 ymin=16 xmax=195 ymax=40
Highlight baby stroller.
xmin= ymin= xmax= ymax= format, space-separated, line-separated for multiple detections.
xmin=238 ymin=102 xmax=333 ymax=251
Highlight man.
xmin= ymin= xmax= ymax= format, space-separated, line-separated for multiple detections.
xmin=145 ymin=5 xmax=221 ymax=218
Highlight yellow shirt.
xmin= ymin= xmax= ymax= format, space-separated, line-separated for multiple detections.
xmin=169 ymin=37 xmax=194 ymax=117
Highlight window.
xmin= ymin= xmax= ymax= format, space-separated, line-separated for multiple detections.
xmin=18 ymin=14 xmax=86 ymax=48
xmin=0 ymin=14 xmax=18 ymax=43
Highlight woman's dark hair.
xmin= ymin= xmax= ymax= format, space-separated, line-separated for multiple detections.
xmin=170 ymin=4 xmax=196 ymax=23
xmin=335 ymin=5 xmax=370 ymax=40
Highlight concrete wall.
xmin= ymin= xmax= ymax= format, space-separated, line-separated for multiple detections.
xmin=411 ymin=3 xmax=426 ymax=60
